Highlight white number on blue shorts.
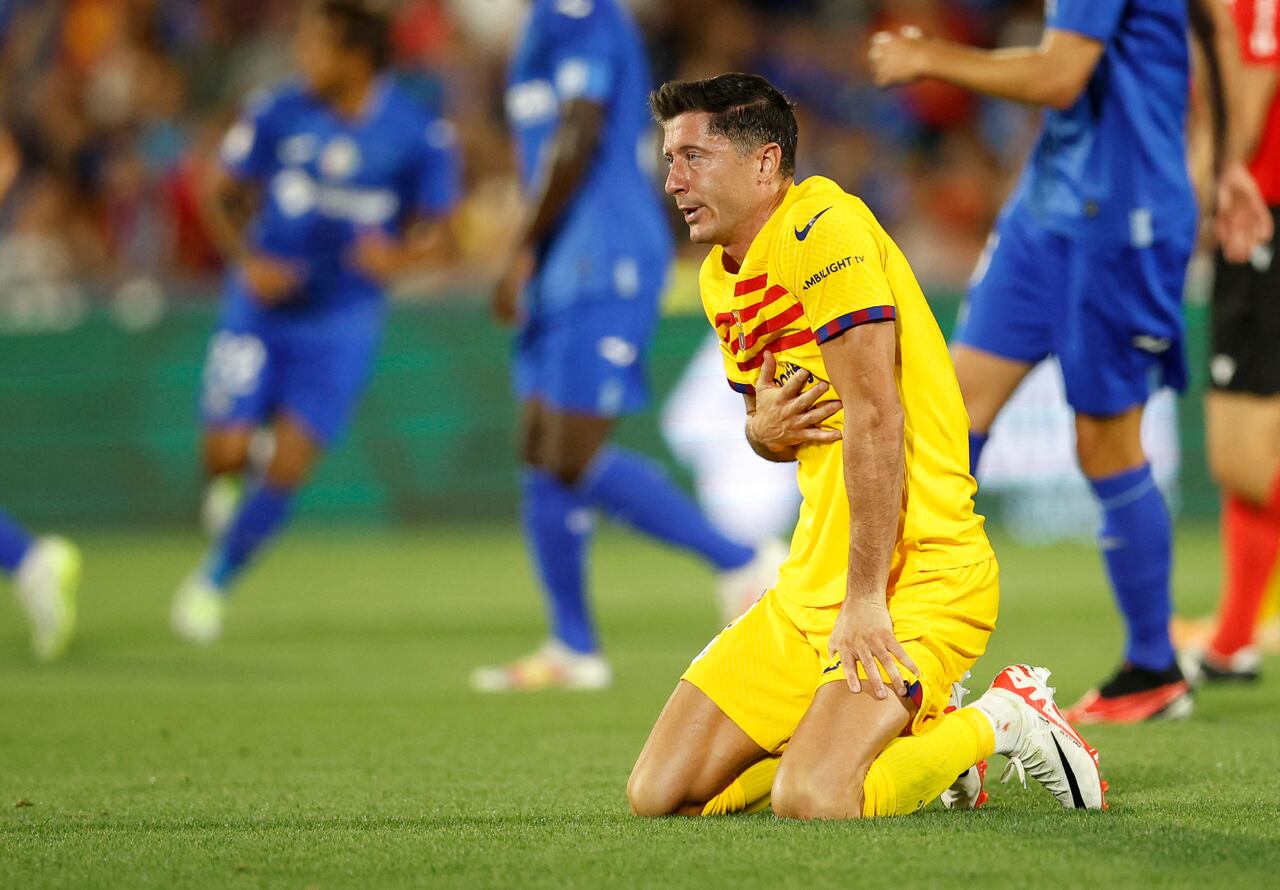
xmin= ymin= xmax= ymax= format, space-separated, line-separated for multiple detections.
xmin=202 ymin=331 xmax=267 ymax=417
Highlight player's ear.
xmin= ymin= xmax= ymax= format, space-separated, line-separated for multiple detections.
xmin=758 ymin=143 xmax=783 ymax=183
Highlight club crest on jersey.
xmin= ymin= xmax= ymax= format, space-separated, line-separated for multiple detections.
xmin=321 ymin=136 xmax=360 ymax=179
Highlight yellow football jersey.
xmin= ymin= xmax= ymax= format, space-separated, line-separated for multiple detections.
xmin=699 ymin=176 xmax=992 ymax=607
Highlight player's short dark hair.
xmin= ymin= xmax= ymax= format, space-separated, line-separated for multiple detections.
xmin=315 ymin=0 xmax=392 ymax=70
xmin=649 ymin=73 xmax=798 ymax=177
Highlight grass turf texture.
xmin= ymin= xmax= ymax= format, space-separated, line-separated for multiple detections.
xmin=1 ymin=523 xmax=1278 ymax=888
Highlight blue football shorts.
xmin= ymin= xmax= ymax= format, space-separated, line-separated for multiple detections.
xmin=514 ymin=296 xmax=659 ymax=418
xmin=955 ymin=203 xmax=1195 ymax=418
xmin=200 ymin=294 xmax=382 ymax=446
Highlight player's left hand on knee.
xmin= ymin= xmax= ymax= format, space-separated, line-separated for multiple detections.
xmin=829 ymin=597 xmax=919 ymax=701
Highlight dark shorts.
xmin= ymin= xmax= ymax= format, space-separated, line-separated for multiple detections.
xmin=1210 ymin=207 xmax=1280 ymax=395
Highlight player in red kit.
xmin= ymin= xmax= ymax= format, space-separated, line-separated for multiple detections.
xmin=1182 ymin=0 xmax=1280 ymax=683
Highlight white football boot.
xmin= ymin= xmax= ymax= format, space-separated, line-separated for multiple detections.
xmin=941 ymin=674 xmax=989 ymax=809
xmin=972 ymin=664 xmax=1108 ymax=810
xmin=715 ymin=538 xmax=788 ymax=623
xmin=1178 ymin=645 xmax=1262 ymax=686
xmin=200 ymin=474 xmax=244 ymax=538
xmin=170 ymin=573 xmax=226 ymax=645
xmin=470 ymin=639 xmax=612 ymax=692
xmin=13 ymin=537 xmax=81 ymax=660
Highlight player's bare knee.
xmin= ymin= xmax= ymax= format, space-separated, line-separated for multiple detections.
xmin=1206 ymin=444 xmax=1243 ymax=494
xmin=265 ymin=460 xmax=309 ymax=488
xmin=539 ymin=431 xmax=603 ymax=485
xmin=264 ymin=445 xmax=314 ymax=488
xmin=204 ymin=449 xmax=244 ymax=478
xmin=518 ymin=434 xmax=541 ymax=468
xmin=1075 ymin=440 xmax=1143 ymax=479
xmin=1075 ymin=419 xmax=1145 ymax=479
xmin=626 ymin=766 xmax=686 ymax=818
xmin=203 ymin=433 xmax=250 ymax=477
xmin=771 ymin=783 xmax=822 ymax=820
xmin=545 ymin=451 xmax=591 ymax=487
xmin=518 ymin=412 xmax=544 ymax=468
xmin=772 ymin=771 xmax=859 ymax=821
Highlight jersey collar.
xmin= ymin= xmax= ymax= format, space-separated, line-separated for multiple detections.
xmin=720 ymin=179 xmax=804 ymax=279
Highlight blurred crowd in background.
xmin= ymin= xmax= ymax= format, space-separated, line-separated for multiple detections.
xmin=0 ymin=0 xmax=1045 ymax=318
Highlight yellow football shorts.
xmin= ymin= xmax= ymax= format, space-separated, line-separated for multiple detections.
xmin=682 ymin=557 xmax=999 ymax=753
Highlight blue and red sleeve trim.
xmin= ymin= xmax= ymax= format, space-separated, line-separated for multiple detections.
xmin=727 ymin=380 xmax=753 ymax=394
xmin=814 ymin=305 xmax=896 ymax=344
xmin=907 ymin=679 xmax=923 ymax=709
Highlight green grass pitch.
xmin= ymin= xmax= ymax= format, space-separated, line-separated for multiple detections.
xmin=2 ymin=523 xmax=1278 ymax=888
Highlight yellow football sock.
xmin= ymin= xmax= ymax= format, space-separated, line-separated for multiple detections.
xmin=700 ymin=756 xmax=780 ymax=816
xmin=861 ymin=708 xmax=996 ymax=818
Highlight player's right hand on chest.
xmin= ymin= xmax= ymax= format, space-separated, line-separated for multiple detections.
xmin=241 ymin=254 xmax=303 ymax=306
xmin=749 ymin=351 xmax=843 ymax=452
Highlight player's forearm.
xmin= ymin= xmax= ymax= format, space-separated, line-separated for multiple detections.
xmin=1238 ymin=66 xmax=1280 ymax=163
xmin=200 ymin=173 xmax=256 ymax=262
xmin=915 ymin=42 xmax=1080 ymax=109
xmin=202 ymin=197 xmax=249 ymax=261
xmin=840 ymin=398 xmax=903 ymax=604
xmin=517 ymin=100 xmax=606 ymax=251
xmin=1189 ymin=0 xmax=1247 ymax=168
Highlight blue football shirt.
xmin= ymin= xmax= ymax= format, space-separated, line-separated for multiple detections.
xmin=506 ymin=0 xmax=673 ymax=314
xmin=1013 ymin=0 xmax=1197 ymax=245
xmin=220 ymin=77 xmax=461 ymax=311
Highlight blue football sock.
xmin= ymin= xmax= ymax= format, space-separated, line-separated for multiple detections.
xmin=1088 ymin=464 xmax=1175 ymax=671
xmin=0 ymin=508 xmax=34 ymax=574
xmin=202 ymin=482 xmax=295 ymax=592
xmin=969 ymin=431 xmax=989 ymax=478
xmin=578 ymin=446 xmax=755 ymax=572
xmin=522 ymin=469 xmax=596 ymax=654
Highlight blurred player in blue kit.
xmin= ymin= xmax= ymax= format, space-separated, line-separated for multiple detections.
xmin=170 ymin=0 xmax=461 ymax=643
xmin=871 ymin=0 xmax=1271 ymax=723
xmin=0 ymin=131 xmax=80 ymax=659
xmin=0 ymin=509 xmax=79 ymax=660
xmin=476 ymin=0 xmax=778 ymax=692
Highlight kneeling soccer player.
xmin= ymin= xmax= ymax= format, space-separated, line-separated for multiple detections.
xmin=627 ymin=74 xmax=1105 ymax=819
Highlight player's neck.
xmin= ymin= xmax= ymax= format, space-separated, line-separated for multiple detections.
xmin=722 ymin=181 xmax=791 ymax=267
xmin=327 ymin=72 xmax=378 ymax=120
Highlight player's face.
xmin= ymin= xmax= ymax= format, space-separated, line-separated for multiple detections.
xmin=293 ymin=13 xmax=346 ymax=97
xmin=662 ymin=113 xmax=763 ymax=246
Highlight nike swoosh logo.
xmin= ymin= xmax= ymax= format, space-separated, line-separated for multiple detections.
xmin=1051 ymin=732 xmax=1087 ymax=809
xmin=822 ymin=660 xmax=842 ymax=674
xmin=794 ymin=206 xmax=832 ymax=241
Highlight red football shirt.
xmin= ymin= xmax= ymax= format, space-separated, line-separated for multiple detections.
xmin=1233 ymin=0 xmax=1280 ymax=203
